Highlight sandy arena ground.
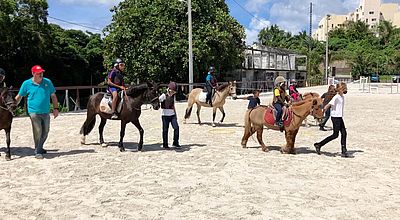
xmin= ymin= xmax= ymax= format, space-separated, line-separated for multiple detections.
xmin=0 ymin=83 xmax=399 ymax=219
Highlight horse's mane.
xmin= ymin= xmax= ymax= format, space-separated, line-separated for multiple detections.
xmin=291 ymin=97 xmax=317 ymax=106
xmin=216 ymin=83 xmax=229 ymax=92
xmin=125 ymin=83 xmax=149 ymax=98
xmin=303 ymin=92 xmax=320 ymax=98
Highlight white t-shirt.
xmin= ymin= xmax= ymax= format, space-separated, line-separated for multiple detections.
xmin=329 ymin=94 xmax=344 ymax=118
xmin=159 ymin=93 xmax=176 ymax=116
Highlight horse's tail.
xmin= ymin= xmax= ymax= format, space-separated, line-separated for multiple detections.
xmin=80 ymin=95 xmax=97 ymax=136
xmin=244 ymin=108 xmax=253 ymax=135
xmin=184 ymin=105 xmax=193 ymax=119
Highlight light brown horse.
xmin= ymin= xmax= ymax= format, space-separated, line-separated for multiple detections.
xmin=241 ymin=92 xmax=324 ymax=154
xmin=183 ymin=82 xmax=237 ymax=126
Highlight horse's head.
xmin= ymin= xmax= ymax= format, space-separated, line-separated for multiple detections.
xmin=145 ymin=81 xmax=160 ymax=110
xmin=310 ymin=97 xmax=324 ymax=119
xmin=228 ymin=81 xmax=237 ymax=99
xmin=0 ymin=87 xmax=17 ymax=116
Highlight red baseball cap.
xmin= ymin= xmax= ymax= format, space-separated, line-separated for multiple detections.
xmin=31 ymin=65 xmax=45 ymax=74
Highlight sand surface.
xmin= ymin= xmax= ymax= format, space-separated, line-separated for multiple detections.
xmin=0 ymin=83 xmax=399 ymax=219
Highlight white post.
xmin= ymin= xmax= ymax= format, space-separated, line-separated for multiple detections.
xmin=188 ymin=0 xmax=194 ymax=92
xmin=65 ymin=90 xmax=69 ymax=110
xmin=325 ymin=15 xmax=330 ymax=85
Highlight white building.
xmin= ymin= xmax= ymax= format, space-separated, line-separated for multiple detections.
xmin=313 ymin=0 xmax=400 ymax=41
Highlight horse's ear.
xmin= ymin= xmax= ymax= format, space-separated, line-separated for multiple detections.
xmin=312 ymin=99 xmax=318 ymax=105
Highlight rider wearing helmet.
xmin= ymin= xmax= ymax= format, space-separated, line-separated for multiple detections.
xmin=273 ymin=76 xmax=290 ymax=130
xmin=289 ymin=79 xmax=301 ymax=102
xmin=159 ymin=81 xmax=180 ymax=149
xmin=107 ymin=58 xmax=126 ymax=120
xmin=0 ymin=68 xmax=6 ymax=87
xmin=205 ymin=66 xmax=217 ymax=106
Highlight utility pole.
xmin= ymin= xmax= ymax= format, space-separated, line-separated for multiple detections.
xmin=188 ymin=0 xmax=193 ymax=92
xmin=325 ymin=14 xmax=330 ymax=84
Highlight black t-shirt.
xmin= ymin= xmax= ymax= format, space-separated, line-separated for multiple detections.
xmin=247 ymin=96 xmax=260 ymax=109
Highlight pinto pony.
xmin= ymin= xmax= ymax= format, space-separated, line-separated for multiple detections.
xmin=241 ymin=92 xmax=324 ymax=154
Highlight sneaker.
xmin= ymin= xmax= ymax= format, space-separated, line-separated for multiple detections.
xmin=172 ymin=144 xmax=182 ymax=149
xmin=341 ymin=152 xmax=349 ymax=158
xmin=37 ymin=149 xmax=47 ymax=154
xmin=314 ymin=143 xmax=321 ymax=155
xmin=35 ymin=154 xmax=44 ymax=159
xmin=111 ymin=113 xmax=118 ymax=120
xmin=319 ymin=127 xmax=327 ymax=131
xmin=162 ymin=145 xmax=170 ymax=149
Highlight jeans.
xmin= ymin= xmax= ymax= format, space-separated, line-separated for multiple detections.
xmin=162 ymin=115 xmax=179 ymax=146
xmin=29 ymin=113 xmax=50 ymax=154
xmin=274 ymin=103 xmax=283 ymax=124
xmin=318 ymin=117 xmax=347 ymax=151
xmin=319 ymin=108 xmax=331 ymax=128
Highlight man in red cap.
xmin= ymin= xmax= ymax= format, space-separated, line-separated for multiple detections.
xmin=158 ymin=81 xmax=181 ymax=149
xmin=15 ymin=65 xmax=59 ymax=159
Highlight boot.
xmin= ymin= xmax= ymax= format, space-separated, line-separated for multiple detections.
xmin=314 ymin=143 xmax=321 ymax=155
xmin=341 ymin=146 xmax=349 ymax=158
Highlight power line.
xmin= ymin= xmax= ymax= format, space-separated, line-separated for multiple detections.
xmin=230 ymin=0 xmax=270 ymax=27
xmin=48 ymin=16 xmax=103 ymax=32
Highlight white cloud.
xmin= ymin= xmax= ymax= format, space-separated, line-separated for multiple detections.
xmin=245 ymin=17 xmax=271 ymax=44
xmin=57 ymin=0 xmax=121 ymax=7
xmin=245 ymin=0 xmax=271 ymax=13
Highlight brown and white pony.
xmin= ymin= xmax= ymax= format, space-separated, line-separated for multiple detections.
xmin=241 ymin=93 xmax=324 ymax=154
xmin=183 ymin=82 xmax=237 ymax=127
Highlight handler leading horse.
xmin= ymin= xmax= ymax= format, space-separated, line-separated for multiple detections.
xmin=183 ymin=82 xmax=237 ymax=127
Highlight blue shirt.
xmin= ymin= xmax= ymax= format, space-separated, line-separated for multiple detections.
xmin=247 ymin=96 xmax=260 ymax=109
xmin=206 ymin=72 xmax=216 ymax=86
xmin=18 ymin=78 xmax=56 ymax=114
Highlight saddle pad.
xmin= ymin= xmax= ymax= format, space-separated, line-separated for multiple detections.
xmin=264 ymin=106 xmax=276 ymax=125
xmin=199 ymin=92 xmax=207 ymax=103
xmin=263 ymin=105 xmax=293 ymax=126
xmin=100 ymin=94 xmax=113 ymax=114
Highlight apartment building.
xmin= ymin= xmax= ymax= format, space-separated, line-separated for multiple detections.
xmin=313 ymin=0 xmax=400 ymax=41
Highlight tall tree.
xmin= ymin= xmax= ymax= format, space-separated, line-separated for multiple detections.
xmin=104 ymin=0 xmax=245 ymax=83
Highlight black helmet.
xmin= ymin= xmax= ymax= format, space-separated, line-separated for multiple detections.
xmin=0 ymin=68 xmax=5 ymax=76
xmin=113 ymin=58 xmax=124 ymax=67
xmin=209 ymin=66 xmax=215 ymax=72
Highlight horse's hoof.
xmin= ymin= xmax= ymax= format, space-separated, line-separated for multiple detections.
xmin=138 ymin=147 xmax=143 ymax=152
xmin=5 ymin=155 xmax=11 ymax=161
xmin=119 ymin=147 xmax=125 ymax=152
xmin=80 ymin=136 xmax=86 ymax=145
xmin=262 ymin=147 xmax=269 ymax=152
xmin=183 ymin=120 xmax=186 ymax=124
xmin=241 ymin=144 xmax=247 ymax=148
xmin=101 ymin=143 xmax=108 ymax=148
xmin=212 ymin=123 xmax=216 ymax=127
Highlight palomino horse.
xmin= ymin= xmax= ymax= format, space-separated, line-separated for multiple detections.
xmin=241 ymin=92 xmax=324 ymax=154
xmin=183 ymin=82 xmax=237 ymax=126
xmin=80 ymin=82 xmax=160 ymax=152
xmin=0 ymin=87 xmax=17 ymax=160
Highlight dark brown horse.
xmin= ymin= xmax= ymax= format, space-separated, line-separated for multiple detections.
xmin=80 ymin=82 xmax=160 ymax=152
xmin=0 ymin=87 xmax=17 ymax=160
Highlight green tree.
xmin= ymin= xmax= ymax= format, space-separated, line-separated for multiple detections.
xmin=104 ymin=0 xmax=245 ymax=83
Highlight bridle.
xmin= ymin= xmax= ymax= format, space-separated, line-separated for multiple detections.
xmin=0 ymin=96 xmax=15 ymax=115
xmin=132 ymin=88 xmax=159 ymax=111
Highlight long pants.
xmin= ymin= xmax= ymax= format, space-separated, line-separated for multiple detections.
xmin=318 ymin=117 xmax=347 ymax=152
xmin=29 ymin=113 xmax=50 ymax=154
xmin=319 ymin=108 xmax=331 ymax=128
xmin=162 ymin=115 xmax=179 ymax=147
xmin=274 ymin=103 xmax=283 ymax=124
xmin=205 ymin=85 xmax=213 ymax=103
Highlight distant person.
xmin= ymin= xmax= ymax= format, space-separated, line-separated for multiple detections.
xmin=236 ymin=89 xmax=261 ymax=109
xmin=314 ymin=82 xmax=349 ymax=158
xmin=159 ymin=82 xmax=181 ymax=149
xmin=107 ymin=58 xmax=126 ymax=120
xmin=15 ymin=65 xmax=59 ymax=159
xmin=289 ymin=79 xmax=301 ymax=102
xmin=319 ymin=85 xmax=336 ymax=131
xmin=205 ymin=66 xmax=217 ymax=106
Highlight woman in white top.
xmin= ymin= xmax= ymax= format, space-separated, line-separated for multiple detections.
xmin=314 ymin=82 xmax=349 ymax=158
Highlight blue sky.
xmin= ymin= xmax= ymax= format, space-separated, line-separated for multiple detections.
xmin=48 ymin=0 xmax=400 ymax=44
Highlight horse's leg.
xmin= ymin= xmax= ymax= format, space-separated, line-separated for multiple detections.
xmin=289 ymin=129 xmax=299 ymax=154
xmin=132 ymin=120 xmax=144 ymax=151
xmin=80 ymin=112 xmax=96 ymax=144
xmin=281 ymin=130 xmax=294 ymax=154
xmin=5 ymin=127 xmax=11 ymax=161
xmin=196 ymin=104 xmax=202 ymax=124
xmin=212 ymin=107 xmax=217 ymax=127
xmin=255 ymin=126 xmax=268 ymax=152
xmin=118 ymin=121 xmax=127 ymax=152
xmin=99 ymin=117 xmax=108 ymax=147
xmin=218 ymin=106 xmax=226 ymax=123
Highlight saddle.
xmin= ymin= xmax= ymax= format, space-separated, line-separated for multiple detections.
xmin=263 ymin=105 xmax=293 ymax=127
xmin=99 ymin=91 xmax=125 ymax=114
